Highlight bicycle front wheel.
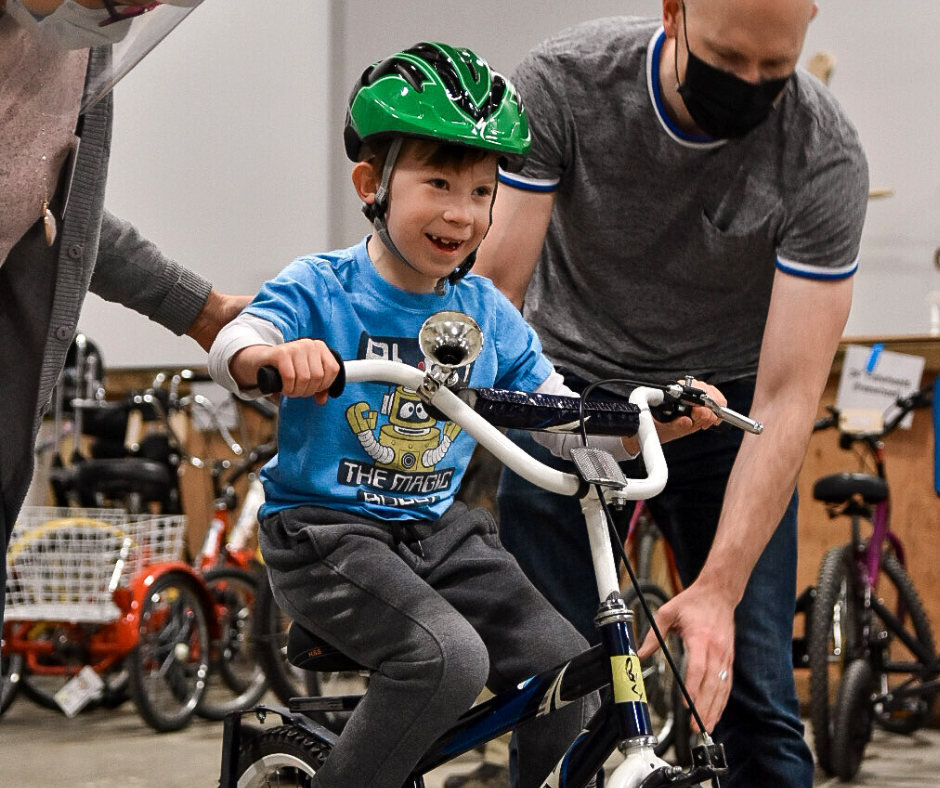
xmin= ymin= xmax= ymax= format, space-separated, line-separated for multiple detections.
xmin=198 ymin=568 xmax=268 ymax=720
xmin=830 ymin=657 xmax=875 ymax=781
xmin=129 ymin=571 xmax=210 ymax=732
xmin=237 ymin=725 xmax=331 ymax=788
xmin=807 ymin=544 xmax=860 ymax=773
xmin=869 ymin=551 xmax=936 ymax=734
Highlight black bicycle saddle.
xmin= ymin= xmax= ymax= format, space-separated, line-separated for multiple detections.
xmin=813 ymin=472 xmax=888 ymax=506
xmin=287 ymin=623 xmax=363 ymax=673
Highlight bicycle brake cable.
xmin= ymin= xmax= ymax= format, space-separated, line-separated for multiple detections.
xmin=576 ymin=378 xmax=712 ymax=737
xmin=596 ymin=488 xmax=711 ymax=738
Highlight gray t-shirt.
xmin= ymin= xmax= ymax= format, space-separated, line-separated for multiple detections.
xmin=502 ymin=17 xmax=869 ymax=384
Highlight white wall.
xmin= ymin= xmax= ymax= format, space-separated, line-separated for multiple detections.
xmin=81 ymin=0 xmax=940 ymax=368
xmin=328 ymin=0 xmax=940 ymax=338
xmin=801 ymin=1 xmax=940 ymax=336
xmin=77 ymin=0 xmax=331 ymax=367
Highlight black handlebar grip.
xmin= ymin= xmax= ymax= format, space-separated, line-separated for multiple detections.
xmin=257 ymin=366 xmax=283 ymax=395
xmin=327 ymin=349 xmax=346 ymax=397
xmin=256 ymin=349 xmax=346 ymax=397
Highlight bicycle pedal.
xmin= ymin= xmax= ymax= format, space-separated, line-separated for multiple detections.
xmin=569 ymin=447 xmax=627 ymax=488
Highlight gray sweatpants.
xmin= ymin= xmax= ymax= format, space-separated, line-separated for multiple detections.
xmin=260 ymin=502 xmax=599 ymax=788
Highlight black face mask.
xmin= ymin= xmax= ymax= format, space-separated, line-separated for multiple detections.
xmin=675 ymin=7 xmax=791 ymax=139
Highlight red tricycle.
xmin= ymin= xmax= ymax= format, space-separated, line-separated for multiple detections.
xmin=3 ymin=506 xmax=217 ymax=732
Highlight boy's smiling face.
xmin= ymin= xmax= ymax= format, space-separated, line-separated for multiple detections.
xmin=358 ymin=141 xmax=499 ymax=293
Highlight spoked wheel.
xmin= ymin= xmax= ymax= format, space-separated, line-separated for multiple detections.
xmin=807 ymin=544 xmax=860 ymax=773
xmin=198 ymin=568 xmax=268 ymax=720
xmin=1 ymin=653 xmax=24 ymax=716
xmin=868 ymin=552 xmax=936 ymax=734
xmin=809 ymin=545 xmax=936 ymax=773
xmin=621 ymin=581 xmax=680 ymax=756
xmin=830 ymin=657 xmax=875 ymax=781
xmin=237 ymin=725 xmax=331 ymax=787
xmin=252 ymin=576 xmax=307 ymax=704
xmin=129 ymin=572 xmax=210 ymax=732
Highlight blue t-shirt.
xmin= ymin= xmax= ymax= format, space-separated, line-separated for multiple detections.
xmin=248 ymin=238 xmax=554 ymax=522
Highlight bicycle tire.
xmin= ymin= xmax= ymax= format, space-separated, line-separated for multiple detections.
xmin=671 ymin=651 xmax=694 ymax=768
xmin=1 ymin=654 xmax=23 ymax=716
xmin=870 ymin=551 xmax=936 ymax=734
xmin=620 ymin=580 xmax=679 ymax=756
xmin=198 ymin=567 xmax=268 ymax=721
xmin=809 ymin=544 xmax=937 ymax=773
xmin=251 ymin=574 xmax=308 ymax=705
xmin=636 ymin=526 xmax=658 ymax=585
xmin=807 ymin=544 xmax=859 ymax=773
xmin=830 ymin=657 xmax=874 ymax=781
xmin=237 ymin=724 xmax=331 ymax=788
xmin=128 ymin=571 xmax=210 ymax=732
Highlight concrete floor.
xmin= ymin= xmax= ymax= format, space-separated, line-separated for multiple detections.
xmin=2 ymin=689 xmax=940 ymax=787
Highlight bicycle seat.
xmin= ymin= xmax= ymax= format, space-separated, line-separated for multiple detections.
xmin=75 ymin=458 xmax=177 ymax=507
xmin=813 ymin=472 xmax=888 ymax=506
xmin=286 ymin=622 xmax=363 ymax=673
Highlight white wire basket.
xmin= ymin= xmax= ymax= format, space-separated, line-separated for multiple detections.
xmin=4 ymin=507 xmax=186 ymax=623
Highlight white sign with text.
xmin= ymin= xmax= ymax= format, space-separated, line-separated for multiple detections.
xmin=836 ymin=344 xmax=925 ymax=430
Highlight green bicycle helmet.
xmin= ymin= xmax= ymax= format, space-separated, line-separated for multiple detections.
xmin=344 ymin=42 xmax=530 ymax=173
xmin=346 ymin=43 xmax=530 ymax=295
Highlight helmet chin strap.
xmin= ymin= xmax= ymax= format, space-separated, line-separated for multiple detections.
xmin=363 ymin=137 xmax=495 ymax=297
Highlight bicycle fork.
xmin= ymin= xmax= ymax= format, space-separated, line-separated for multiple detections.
xmin=539 ymin=488 xmax=727 ymax=788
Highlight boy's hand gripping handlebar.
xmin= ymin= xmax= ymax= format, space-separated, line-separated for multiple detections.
xmin=257 ymin=348 xmax=347 ymax=398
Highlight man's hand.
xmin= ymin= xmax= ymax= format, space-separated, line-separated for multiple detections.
xmin=621 ymin=378 xmax=724 ymax=455
xmin=230 ymin=339 xmax=340 ymax=404
xmin=186 ymin=290 xmax=252 ymax=352
xmin=656 ymin=379 xmax=726 ymax=442
xmin=636 ymin=580 xmax=735 ymax=734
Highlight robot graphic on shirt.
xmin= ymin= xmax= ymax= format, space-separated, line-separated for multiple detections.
xmin=345 ymin=385 xmax=461 ymax=473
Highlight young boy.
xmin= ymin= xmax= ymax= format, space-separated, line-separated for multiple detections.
xmin=209 ymin=42 xmax=720 ymax=788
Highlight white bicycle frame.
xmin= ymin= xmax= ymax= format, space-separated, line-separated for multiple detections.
xmin=343 ymin=359 xmax=677 ymax=786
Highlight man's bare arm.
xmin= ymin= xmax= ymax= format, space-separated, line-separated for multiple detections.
xmin=639 ymin=270 xmax=853 ymax=731
xmin=475 ymin=185 xmax=555 ymax=307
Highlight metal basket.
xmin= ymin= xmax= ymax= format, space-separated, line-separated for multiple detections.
xmin=4 ymin=507 xmax=186 ymax=623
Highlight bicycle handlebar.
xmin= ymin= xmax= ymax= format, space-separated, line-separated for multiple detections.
xmin=258 ymin=359 xmax=669 ymax=500
xmin=813 ymin=382 xmax=934 ymax=440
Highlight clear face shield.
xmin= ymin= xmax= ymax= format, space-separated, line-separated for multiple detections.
xmin=4 ymin=0 xmax=204 ymax=113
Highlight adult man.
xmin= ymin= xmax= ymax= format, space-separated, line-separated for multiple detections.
xmin=0 ymin=0 xmax=245 ymax=625
xmin=475 ymin=0 xmax=868 ymax=785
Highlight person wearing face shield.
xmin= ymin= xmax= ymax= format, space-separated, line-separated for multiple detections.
xmin=472 ymin=1 xmax=869 ymax=787
xmin=0 ymin=0 xmax=247 ymax=627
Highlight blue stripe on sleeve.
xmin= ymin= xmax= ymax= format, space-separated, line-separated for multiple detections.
xmin=776 ymin=256 xmax=858 ymax=280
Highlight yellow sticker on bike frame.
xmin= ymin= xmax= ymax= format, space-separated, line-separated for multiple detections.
xmin=611 ymin=655 xmax=647 ymax=704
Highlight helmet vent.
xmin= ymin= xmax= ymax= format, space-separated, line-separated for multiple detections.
xmin=405 ymin=43 xmax=508 ymax=123
xmin=365 ymin=58 xmax=427 ymax=93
